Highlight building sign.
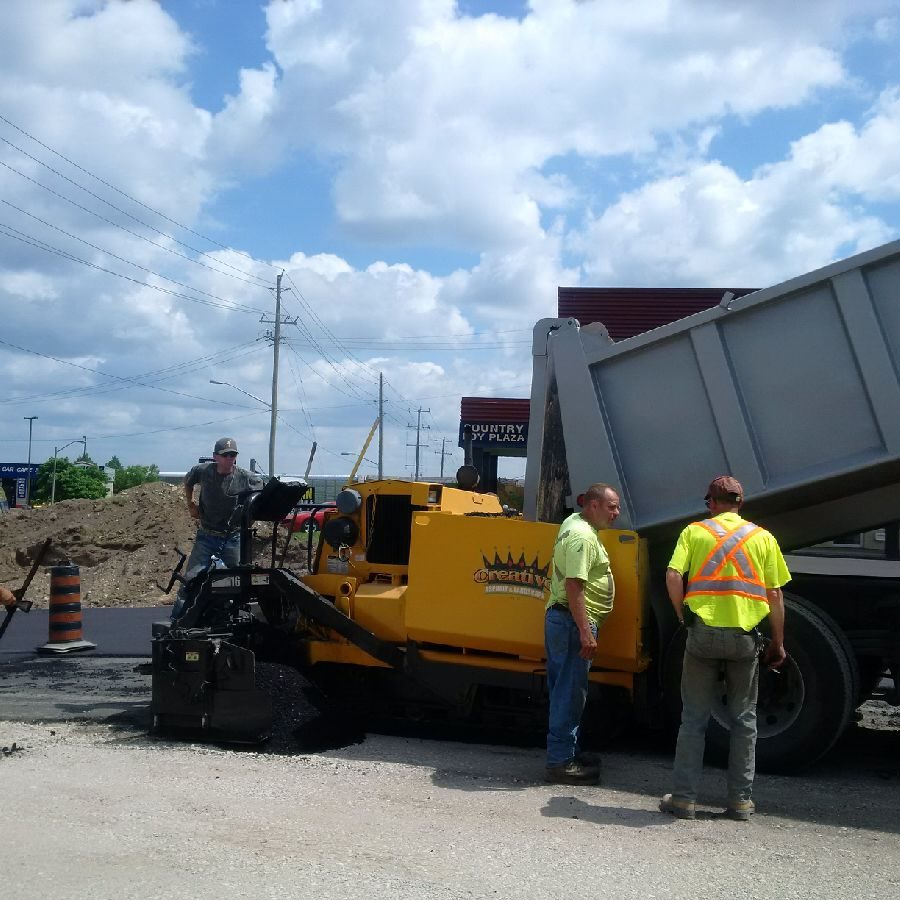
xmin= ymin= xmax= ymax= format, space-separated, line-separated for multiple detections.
xmin=0 ymin=463 xmax=39 ymax=478
xmin=459 ymin=422 xmax=528 ymax=446
xmin=16 ymin=478 xmax=26 ymax=499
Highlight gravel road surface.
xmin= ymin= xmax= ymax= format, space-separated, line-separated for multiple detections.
xmin=2 ymin=658 xmax=899 ymax=900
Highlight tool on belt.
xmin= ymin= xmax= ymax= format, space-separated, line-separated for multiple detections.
xmin=0 ymin=537 xmax=52 ymax=643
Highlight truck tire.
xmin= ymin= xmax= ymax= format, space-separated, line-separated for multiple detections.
xmin=662 ymin=593 xmax=858 ymax=772
xmin=712 ymin=592 xmax=858 ymax=772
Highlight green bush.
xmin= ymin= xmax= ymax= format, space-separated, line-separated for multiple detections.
xmin=32 ymin=457 xmax=108 ymax=503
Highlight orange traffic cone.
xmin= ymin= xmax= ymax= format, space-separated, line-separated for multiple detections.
xmin=37 ymin=564 xmax=96 ymax=654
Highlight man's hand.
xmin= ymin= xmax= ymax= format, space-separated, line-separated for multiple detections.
xmin=763 ymin=641 xmax=786 ymax=669
xmin=0 ymin=586 xmax=15 ymax=608
xmin=187 ymin=501 xmax=199 ymax=521
xmin=579 ymin=628 xmax=598 ymax=660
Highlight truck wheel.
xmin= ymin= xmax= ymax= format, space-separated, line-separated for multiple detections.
xmin=707 ymin=592 xmax=858 ymax=772
xmin=661 ymin=594 xmax=858 ymax=772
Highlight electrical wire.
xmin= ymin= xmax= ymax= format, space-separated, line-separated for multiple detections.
xmin=0 ymin=223 xmax=266 ymax=315
xmin=1 ymin=199 xmax=268 ymax=313
xmin=283 ymin=272 xmax=413 ymax=408
xmin=0 ymin=336 xmax=264 ymax=408
xmin=0 ymin=157 xmax=272 ymax=291
xmin=0 ymin=340 xmax=265 ymax=406
xmin=0 ymin=116 xmax=273 ymax=287
xmin=285 ymin=351 xmax=316 ymax=435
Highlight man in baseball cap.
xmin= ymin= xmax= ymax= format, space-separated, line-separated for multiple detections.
xmin=170 ymin=437 xmax=262 ymax=621
xmin=214 ymin=437 xmax=238 ymax=456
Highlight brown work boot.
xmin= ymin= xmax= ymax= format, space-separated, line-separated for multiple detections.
xmin=725 ymin=799 xmax=755 ymax=822
xmin=544 ymin=759 xmax=601 ymax=785
xmin=659 ymin=793 xmax=696 ymax=819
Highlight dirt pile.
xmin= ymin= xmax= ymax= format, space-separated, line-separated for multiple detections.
xmin=0 ymin=482 xmax=310 ymax=609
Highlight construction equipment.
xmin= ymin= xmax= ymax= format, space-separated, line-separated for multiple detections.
xmin=152 ymin=239 xmax=900 ymax=769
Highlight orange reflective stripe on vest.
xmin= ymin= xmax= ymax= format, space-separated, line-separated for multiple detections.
xmin=686 ymin=519 xmax=769 ymax=603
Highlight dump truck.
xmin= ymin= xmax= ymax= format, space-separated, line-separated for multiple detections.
xmin=152 ymin=239 xmax=900 ymax=770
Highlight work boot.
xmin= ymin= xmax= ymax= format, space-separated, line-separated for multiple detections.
xmin=544 ymin=759 xmax=600 ymax=785
xmin=725 ymin=799 xmax=755 ymax=822
xmin=575 ymin=750 xmax=601 ymax=768
xmin=659 ymin=793 xmax=696 ymax=819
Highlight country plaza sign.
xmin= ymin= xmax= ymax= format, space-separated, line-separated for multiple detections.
xmin=458 ymin=421 xmax=528 ymax=446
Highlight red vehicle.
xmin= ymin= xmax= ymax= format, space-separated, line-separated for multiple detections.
xmin=281 ymin=502 xmax=336 ymax=534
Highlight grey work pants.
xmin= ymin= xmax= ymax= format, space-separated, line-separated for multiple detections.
xmin=672 ymin=619 xmax=759 ymax=805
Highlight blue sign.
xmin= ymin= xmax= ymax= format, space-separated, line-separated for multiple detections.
xmin=0 ymin=463 xmax=39 ymax=477
xmin=16 ymin=478 xmax=26 ymax=499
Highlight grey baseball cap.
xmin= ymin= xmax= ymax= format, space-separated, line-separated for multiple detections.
xmin=214 ymin=437 xmax=238 ymax=455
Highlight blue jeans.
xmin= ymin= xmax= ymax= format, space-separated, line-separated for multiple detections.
xmin=170 ymin=529 xmax=240 ymax=621
xmin=672 ymin=620 xmax=759 ymax=804
xmin=545 ymin=606 xmax=598 ymax=767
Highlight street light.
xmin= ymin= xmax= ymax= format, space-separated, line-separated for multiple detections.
xmin=51 ymin=436 xmax=88 ymax=504
xmin=23 ymin=416 xmax=37 ymax=507
xmin=209 ymin=380 xmax=274 ymax=476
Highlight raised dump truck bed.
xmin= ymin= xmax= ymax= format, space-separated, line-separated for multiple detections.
xmin=525 ymin=239 xmax=900 ymax=551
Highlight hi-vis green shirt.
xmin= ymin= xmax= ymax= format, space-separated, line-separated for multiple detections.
xmin=668 ymin=511 xmax=790 ymax=630
xmin=546 ymin=512 xmax=615 ymax=626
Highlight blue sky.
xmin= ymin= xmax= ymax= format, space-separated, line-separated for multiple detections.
xmin=2 ymin=0 xmax=900 ymax=481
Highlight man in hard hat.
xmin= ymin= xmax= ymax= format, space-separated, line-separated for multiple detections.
xmin=544 ymin=482 xmax=621 ymax=785
xmin=170 ymin=437 xmax=263 ymax=621
xmin=660 ymin=475 xmax=789 ymax=821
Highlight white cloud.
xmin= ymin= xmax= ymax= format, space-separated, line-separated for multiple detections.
xmin=251 ymin=0 xmax=871 ymax=249
xmin=1 ymin=0 xmax=899 ymax=476
xmin=574 ymin=90 xmax=900 ymax=287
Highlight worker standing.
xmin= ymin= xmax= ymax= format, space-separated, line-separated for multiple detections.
xmin=544 ymin=482 xmax=621 ymax=785
xmin=170 ymin=437 xmax=263 ymax=621
xmin=660 ymin=475 xmax=789 ymax=821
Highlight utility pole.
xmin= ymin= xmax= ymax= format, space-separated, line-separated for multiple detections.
xmin=436 ymin=437 xmax=453 ymax=480
xmin=23 ymin=416 xmax=37 ymax=506
xmin=260 ymin=271 xmax=298 ymax=479
xmin=407 ymin=407 xmax=430 ymax=480
xmin=378 ymin=372 xmax=384 ymax=479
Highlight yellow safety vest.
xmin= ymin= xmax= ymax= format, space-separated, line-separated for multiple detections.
xmin=684 ymin=518 xmax=770 ymax=630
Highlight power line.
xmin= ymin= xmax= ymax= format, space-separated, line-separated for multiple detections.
xmin=283 ymin=272 xmax=406 ymax=404
xmin=336 ymin=328 xmax=531 ymax=340
xmin=86 ymin=409 xmax=268 ymax=441
xmin=1 ymin=199 xmax=268 ymax=313
xmin=0 ymin=340 xmax=264 ymax=406
xmin=0 ymin=157 xmax=272 ymax=290
xmin=282 ymin=338 xmax=529 ymax=351
xmin=283 ymin=341 xmax=382 ymax=409
xmin=0 ymin=223 xmax=266 ymax=315
xmin=285 ymin=350 xmax=316 ymax=435
xmin=285 ymin=322 xmax=380 ymax=404
xmin=0 ymin=114 xmax=274 ymax=286
xmin=0 ymin=336 xmax=265 ymax=408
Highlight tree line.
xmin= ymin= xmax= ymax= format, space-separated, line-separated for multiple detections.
xmin=30 ymin=454 xmax=160 ymax=503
